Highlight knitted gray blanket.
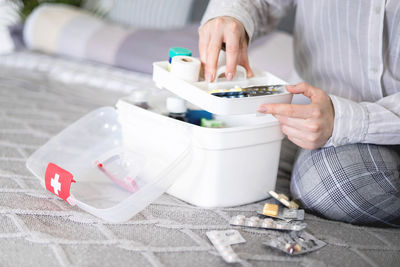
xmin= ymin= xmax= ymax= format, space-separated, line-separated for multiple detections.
xmin=0 ymin=51 xmax=398 ymax=267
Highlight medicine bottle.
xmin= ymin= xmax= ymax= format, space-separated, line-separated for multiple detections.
xmin=166 ymin=97 xmax=187 ymax=122
xmin=131 ymin=90 xmax=150 ymax=110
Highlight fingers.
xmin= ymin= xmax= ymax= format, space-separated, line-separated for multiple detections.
xmin=198 ymin=29 xmax=209 ymax=68
xmin=225 ymin=40 xmax=254 ymax=80
xmin=258 ymin=103 xmax=314 ymax=119
xmin=258 ymin=82 xmax=334 ymax=150
xmin=274 ymin=115 xmax=310 ymax=132
xmin=199 ymin=17 xmax=250 ymax=82
xmin=224 ymin=32 xmax=240 ymax=80
xmin=285 ymin=82 xmax=328 ymax=102
xmin=282 ymin=125 xmax=306 ymax=140
xmin=205 ymin=35 xmax=222 ymax=82
xmin=286 ymin=83 xmax=314 ymax=98
xmin=281 ymin=125 xmax=320 ymax=150
xmin=287 ymin=135 xmax=314 ymax=150
xmin=238 ymin=43 xmax=254 ymax=78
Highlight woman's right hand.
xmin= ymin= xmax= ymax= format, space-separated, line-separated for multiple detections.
xmin=199 ymin=16 xmax=254 ymax=82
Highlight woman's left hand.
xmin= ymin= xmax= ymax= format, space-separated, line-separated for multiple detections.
xmin=258 ymin=82 xmax=335 ymax=150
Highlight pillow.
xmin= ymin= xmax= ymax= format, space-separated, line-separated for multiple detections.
xmin=23 ymin=4 xmax=199 ymax=74
xmin=105 ymin=0 xmax=195 ymax=29
xmin=0 ymin=27 xmax=14 ymax=54
xmin=0 ymin=1 xmax=21 ymax=54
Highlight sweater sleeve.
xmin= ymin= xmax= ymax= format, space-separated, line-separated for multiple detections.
xmin=200 ymin=0 xmax=296 ymax=41
xmin=326 ymin=93 xmax=400 ymax=146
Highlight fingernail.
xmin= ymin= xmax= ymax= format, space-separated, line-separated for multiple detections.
xmin=227 ymin=72 xmax=233 ymax=80
xmin=257 ymin=106 xmax=268 ymax=113
xmin=286 ymin=85 xmax=295 ymax=90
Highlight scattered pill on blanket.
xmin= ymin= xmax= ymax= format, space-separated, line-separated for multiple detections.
xmin=206 ymin=230 xmax=246 ymax=263
xmin=285 ymin=243 xmax=302 ymax=254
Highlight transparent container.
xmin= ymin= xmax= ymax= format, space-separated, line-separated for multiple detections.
xmin=26 ymin=107 xmax=190 ymax=222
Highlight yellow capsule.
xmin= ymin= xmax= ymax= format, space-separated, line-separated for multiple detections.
xmin=278 ymin=194 xmax=289 ymax=201
xmin=288 ymin=201 xmax=300 ymax=209
xmin=263 ymin=203 xmax=279 ymax=217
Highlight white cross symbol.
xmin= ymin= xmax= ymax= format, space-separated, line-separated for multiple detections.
xmin=51 ymin=173 xmax=62 ymax=195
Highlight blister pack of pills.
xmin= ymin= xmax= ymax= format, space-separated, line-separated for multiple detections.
xmin=209 ymin=85 xmax=285 ymax=98
xmin=269 ymin=191 xmax=300 ymax=209
xmin=258 ymin=203 xmax=305 ymax=221
xmin=206 ymin=230 xmax=246 ymax=263
xmin=230 ymin=215 xmax=307 ymax=231
xmin=263 ymin=231 xmax=326 ymax=255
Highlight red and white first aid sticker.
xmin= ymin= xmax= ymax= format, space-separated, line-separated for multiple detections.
xmin=45 ymin=163 xmax=76 ymax=203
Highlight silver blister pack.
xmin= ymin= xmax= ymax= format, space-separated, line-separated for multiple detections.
xmin=257 ymin=208 xmax=305 ymax=221
xmin=230 ymin=215 xmax=307 ymax=231
xmin=206 ymin=230 xmax=246 ymax=263
xmin=264 ymin=231 xmax=326 ymax=255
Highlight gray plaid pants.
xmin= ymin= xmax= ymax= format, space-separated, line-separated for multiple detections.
xmin=290 ymin=144 xmax=400 ymax=227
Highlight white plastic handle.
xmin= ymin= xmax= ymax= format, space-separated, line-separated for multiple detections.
xmin=214 ymin=65 xmax=247 ymax=82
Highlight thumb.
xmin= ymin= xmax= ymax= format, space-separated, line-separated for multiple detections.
xmin=286 ymin=82 xmax=318 ymax=99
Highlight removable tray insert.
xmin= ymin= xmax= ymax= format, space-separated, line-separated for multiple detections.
xmin=152 ymin=61 xmax=293 ymax=115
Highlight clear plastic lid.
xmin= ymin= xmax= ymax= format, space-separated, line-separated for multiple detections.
xmin=26 ymin=107 xmax=191 ymax=222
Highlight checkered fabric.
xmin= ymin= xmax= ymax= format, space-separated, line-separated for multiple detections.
xmin=291 ymin=144 xmax=400 ymax=227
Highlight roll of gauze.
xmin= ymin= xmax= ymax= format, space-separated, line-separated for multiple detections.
xmin=171 ymin=56 xmax=201 ymax=82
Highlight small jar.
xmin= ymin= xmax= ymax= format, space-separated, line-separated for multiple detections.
xmin=166 ymin=97 xmax=187 ymax=122
xmin=131 ymin=90 xmax=150 ymax=110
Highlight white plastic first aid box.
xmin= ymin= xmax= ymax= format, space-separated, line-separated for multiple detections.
xmin=26 ymin=61 xmax=292 ymax=222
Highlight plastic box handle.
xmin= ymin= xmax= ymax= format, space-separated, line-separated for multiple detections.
xmin=214 ymin=65 xmax=247 ymax=82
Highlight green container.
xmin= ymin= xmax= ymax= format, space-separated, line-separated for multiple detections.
xmin=201 ymin=118 xmax=225 ymax=128
xmin=169 ymin=47 xmax=192 ymax=63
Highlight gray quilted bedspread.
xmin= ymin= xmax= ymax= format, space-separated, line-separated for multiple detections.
xmin=0 ymin=51 xmax=399 ymax=267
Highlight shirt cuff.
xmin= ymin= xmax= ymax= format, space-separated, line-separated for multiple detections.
xmin=327 ymin=95 xmax=369 ymax=146
xmin=200 ymin=1 xmax=255 ymax=41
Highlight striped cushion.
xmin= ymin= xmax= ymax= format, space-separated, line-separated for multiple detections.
xmin=23 ymin=4 xmax=199 ymax=73
xmin=106 ymin=0 xmax=195 ymax=29
xmin=0 ymin=0 xmax=20 ymax=54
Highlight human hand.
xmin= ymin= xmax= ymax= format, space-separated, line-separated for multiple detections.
xmin=199 ymin=16 xmax=254 ymax=82
xmin=258 ymin=82 xmax=335 ymax=150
